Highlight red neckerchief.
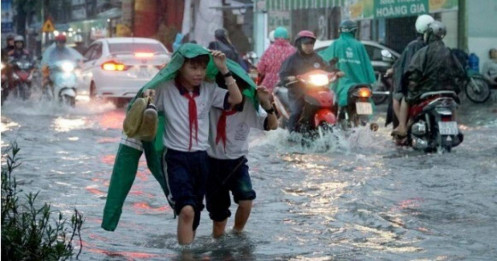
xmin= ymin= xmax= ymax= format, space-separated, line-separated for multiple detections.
xmin=175 ymin=78 xmax=200 ymax=151
xmin=216 ymin=109 xmax=237 ymax=151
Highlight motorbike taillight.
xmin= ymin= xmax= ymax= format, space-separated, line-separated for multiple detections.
xmin=441 ymin=116 xmax=452 ymax=122
xmin=356 ymin=87 xmax=372 ymax=98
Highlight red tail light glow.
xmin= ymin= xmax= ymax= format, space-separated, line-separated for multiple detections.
xmin=441 ymin=116 xmax=452 ymax=122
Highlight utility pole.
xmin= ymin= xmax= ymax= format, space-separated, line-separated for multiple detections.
xmin=457 ymin=0 xmax=467 ymax=50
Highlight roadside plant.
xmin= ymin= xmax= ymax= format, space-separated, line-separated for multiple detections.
xmin=1 ymin=143 xmax=84 ymax=260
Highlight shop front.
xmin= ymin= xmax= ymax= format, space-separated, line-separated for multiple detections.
xmin=262 ymin=0 xmax=460 ymax=53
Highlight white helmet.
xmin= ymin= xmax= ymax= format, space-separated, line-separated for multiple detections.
xmin=415 ymin=14 xmax=434 ymax=34
xmin=269 ymin=30 xmax=275 ymax=43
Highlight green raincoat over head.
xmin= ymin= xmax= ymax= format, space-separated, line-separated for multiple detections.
xmin=319 ymin=32 xmax=376 ymax=107
xmin=102 ymin=43 xmax=258 ymax=231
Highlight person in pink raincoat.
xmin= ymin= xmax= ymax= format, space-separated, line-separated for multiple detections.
xmin=257 ymin=27 xmax=295 ymax=91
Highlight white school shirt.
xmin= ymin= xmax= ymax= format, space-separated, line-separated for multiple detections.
xmin=207 ymin=100 xmax=267 ymax=160
xmin=154 ymin=80 xmax=228 ymax=152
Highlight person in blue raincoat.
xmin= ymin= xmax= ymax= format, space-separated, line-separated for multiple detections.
xmin=319 ymin=20 xmax=376 ymax=108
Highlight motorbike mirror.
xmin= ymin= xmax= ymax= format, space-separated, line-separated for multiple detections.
xmin=381 ymin=49 xmax=395 ymax=63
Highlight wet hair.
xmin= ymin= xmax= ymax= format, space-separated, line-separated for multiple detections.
xmin=184 ymin=54 xmax=210 ymax=67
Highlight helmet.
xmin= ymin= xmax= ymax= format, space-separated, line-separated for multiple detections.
xmin=339 ymin=20 xmax=358 ymax=33
xmin=274 ymin=27 xmax=289 ymax=39
xmin=6 ymin=34 xmax=15 ymax=41
xmin=295 ymin=30 xmax=316 ymax=43
xmin=14 ymin=35 xmax=24 ymax=42
xmin=55 ymin=34 xmax=67 ymax=42
xmin=426 ymin=21 xmax=446 ymax=39
xmin=268 ymin=30 xmax=275 ymax=42
xmin=415 ymin=14 xmax=434 ymax=34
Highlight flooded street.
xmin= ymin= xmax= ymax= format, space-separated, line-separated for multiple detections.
xmin=1 ymin=94 xmax=497 ymax=260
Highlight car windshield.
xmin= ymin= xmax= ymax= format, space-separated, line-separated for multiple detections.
xmin=109 ymin=43 xmax=167 ymax=55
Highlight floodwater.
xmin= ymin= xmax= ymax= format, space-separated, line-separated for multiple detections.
xmin=1 ymin=92 xmax=497 ymax=260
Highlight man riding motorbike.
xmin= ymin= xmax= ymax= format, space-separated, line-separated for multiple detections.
xmin=279 ymin=30 xmax=334 ymax=133
xmin=2 ymin=35 xmax=15 ymax=62
xmin=319 ymin=20 xmax=376 ymax=108
xmin=386 ymin=14 xmax=434 ymax=129
xmin=41 ymin=34 xmax=83 ymax=92
xmin=8 ymin=36 xmax=31 ymax=60
xmin=1 ymin=34 xmax=16 ymax=96
xmin=393 ymin=21 xmax=466 ymax=142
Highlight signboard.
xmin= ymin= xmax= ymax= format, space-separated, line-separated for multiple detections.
xmin=268 ymin=11 xmax=291 ymax=32
xmin=374 ymin=0 xmax=428 ymax=19
xmin=1 ymin=0 xmax=14 ymax=33
xmin=42 ymin=19 xmax=55 ymax=32
xmin=428 ymin=0 xmax=458 ymax=13
xmin=344 ymin=0 xmax=458 ymax=20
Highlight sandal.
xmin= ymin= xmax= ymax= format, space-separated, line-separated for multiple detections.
xmin=391 ymin=132 xmax=409 ymax=146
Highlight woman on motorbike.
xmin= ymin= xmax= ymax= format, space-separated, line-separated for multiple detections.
xmin=279 ymin=30 xmax=334 ymax=133
xmin=257 ymin=27 xmax=295 ymax=91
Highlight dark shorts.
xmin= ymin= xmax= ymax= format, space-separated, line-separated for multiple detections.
xmin=206 ymin=156 xmax=256 ymax=222
xmin=163 ymin=149 xmax=208 ymax=231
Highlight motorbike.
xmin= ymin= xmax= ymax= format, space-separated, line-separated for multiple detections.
xmin=338 ymin=84 xmax=378 ymax=131
xmin=406 ymin=90 xmax=463 ymax=153
xmin=451 ymin=48 xmax=491 ymax=103
xmin=372 ymin=49 xmax=396 ymax=105
xmin=463 ymin=69 xmax=491 ymax=103
xmin=243 ymin=51 xmax=259 ymax=84
xmin=46 ymin=60 xmax=78 ymax=107
xmin=9 ymin=56 xmax=35 ymax=100
xmin=273 ymin=70 xmax=338 ymax=138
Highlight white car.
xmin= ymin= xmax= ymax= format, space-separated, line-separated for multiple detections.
xmin=314 ymin=39 xmax=400 ymax=71
xmin=78 ymin=37 xmax=171 ymax=105
xmin=314 ymin=39 xmax=400 ymax=104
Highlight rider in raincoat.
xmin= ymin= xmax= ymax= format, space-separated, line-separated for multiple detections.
xmin=101 ymin=43 xmax=259 ymax=232
xmin=319 ymin=20 xmax=376 ymax=107
xmin=41 ymin=35 xmax=83 ymax=89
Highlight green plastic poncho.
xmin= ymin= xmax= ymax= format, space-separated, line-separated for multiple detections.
xmin=102 ymin=43 xmax=257 ymax=231
xmin=319 ymin=32 xmax=376 ymax=107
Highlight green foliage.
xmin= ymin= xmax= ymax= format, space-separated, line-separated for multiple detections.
xmin=1 ymin=143 xmax=84 ymax=260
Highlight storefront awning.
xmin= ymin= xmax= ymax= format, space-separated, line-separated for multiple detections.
xmin=265 ymin=0 xmax=344 ymax=11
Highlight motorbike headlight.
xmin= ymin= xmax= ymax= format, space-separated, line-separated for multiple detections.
xmin=61 ymin=62 xmax=75 ymax=72
xmin=1 ymin=63 xmax=4 ymax=71
xmin=307 ymin=74 xmax=330 ymax=86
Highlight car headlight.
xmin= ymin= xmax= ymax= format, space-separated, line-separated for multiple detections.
xmin=61 ymin=62 xmax=75 ymax=72
xmin=307 ymin=74 xmax=330 ymax=86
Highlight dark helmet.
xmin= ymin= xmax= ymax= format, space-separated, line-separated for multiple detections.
xmin=294 ymin=30 xmax=316 ymax=45
xmin=339 ymin=20 xmax=358 ymax=33
xmin=426 ymin=21 xmax=446 ymax=39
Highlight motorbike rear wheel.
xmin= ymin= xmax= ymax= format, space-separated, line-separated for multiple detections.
xmin=465 ymin=76 xmax=491 ymax=103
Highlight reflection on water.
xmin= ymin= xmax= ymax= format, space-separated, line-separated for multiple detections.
xmin=53 ymin=117 xmax=88 ymax=132
xmin=1 ymin=96 xmax=497 ymax=260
